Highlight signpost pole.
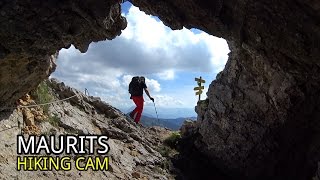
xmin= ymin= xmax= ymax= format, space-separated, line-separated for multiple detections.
xmin=194 ymin=76 xmax=205 ymax=102
xmin=198 ymin=76 xmax=201 ymax=101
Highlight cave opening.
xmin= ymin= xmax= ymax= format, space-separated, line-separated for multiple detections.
xmin=52 ymin=2 xmax=230 ymax=120
xmin=0 ymin=0 xmax=318 ymax=179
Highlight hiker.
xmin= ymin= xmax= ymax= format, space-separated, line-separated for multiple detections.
xmin=128 ymin=76 xmax=154 ymax=124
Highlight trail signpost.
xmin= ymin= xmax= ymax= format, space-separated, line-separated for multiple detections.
xmin=194 ymin=76 xmax=205 ymax=101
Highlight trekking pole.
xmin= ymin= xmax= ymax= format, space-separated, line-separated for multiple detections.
xmin=152 ymin=102 xmax=159 ymax=125
xmin=85 ymin=88 xmax=89 ymax=96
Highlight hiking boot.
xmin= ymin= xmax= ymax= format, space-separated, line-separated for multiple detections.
xmin=134 ymin=121 xmax=144 ymax=127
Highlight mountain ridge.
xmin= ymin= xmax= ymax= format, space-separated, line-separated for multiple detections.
xmin=140 ymin=115 xmax=196 ymax=131
xmin=122 ymin=106 xmax=197 ymax=119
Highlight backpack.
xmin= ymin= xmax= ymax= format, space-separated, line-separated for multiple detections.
xmin=129 ymin=76 xmax=145 ymax=96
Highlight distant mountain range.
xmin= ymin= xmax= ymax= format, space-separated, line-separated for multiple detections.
xmin=122 ymin=106 xmax=197 ymax=119
xmin=144 ymin=107 xmax=197 ymax=119
xmin=120 ymin=106 xmax=197 ymax=130
xmin=139 ymin=115 xmax=196 ymax=130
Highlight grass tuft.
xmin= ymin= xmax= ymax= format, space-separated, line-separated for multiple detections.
xmin=47 ymin=114 xmax=61 ymax=127
xmin=163 ymin=132 xmax=181 ymax=149
xmin=30 ymin=81 xmax=54 ymax=114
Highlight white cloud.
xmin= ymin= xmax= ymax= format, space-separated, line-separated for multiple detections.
xmin=145 ymin=78 xmax=161 ymax=92
xmin=157 ymin=70 xmax=175 ymax=80
xmin=122 ymin=75 xmax=133 ymax=86
xmin=145 ymin=94 xmax=183 ymax=107
xmin=52 ymin=5 xmax=229 ymax=114
xmin=121 ymin=6 xmax=229 ymax=73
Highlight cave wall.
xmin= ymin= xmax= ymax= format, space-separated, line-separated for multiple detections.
xmin=0 ymin=0 xmax=126 ymax=107
xmin=0 ymin=0 xmax=319 ymax=179
xmin=130 ymin=0 xmax=320 ymax=179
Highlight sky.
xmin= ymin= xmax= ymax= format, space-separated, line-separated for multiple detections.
xmin=51 ymin=2 xmax=230 ymax=118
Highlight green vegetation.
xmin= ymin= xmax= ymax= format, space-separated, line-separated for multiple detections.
xmin=198 ymin=98 xmax=209 ymax=108
xmin=47 ymin=114 xmax=61 ymax=127
xmin=157 ymin=131 xmax=181 ymax=159
xmin=31 ymin=81 xmax=62 ymax=128
xmin=30 ymin=81 xmax=54 ymax=114
xmin=155 ymin=132 xmax=182 ymax=175
xmin=158 ymin=145 xmax=173 ymax=157
xmin=163 ymin=131 xmax=181 ymax=149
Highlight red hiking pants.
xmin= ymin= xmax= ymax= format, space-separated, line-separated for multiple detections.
xmin=132 ymin=96 xmax=144 ymax=123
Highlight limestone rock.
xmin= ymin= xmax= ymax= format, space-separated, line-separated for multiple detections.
xmin=22 ymin=124 xmax=41 ymax=135
xmin=129 ymin=0 xmax=320 ymax=179
xmin=132 ymin=171 xmax=141 ymax=178
xmin=0 ymin=79 xmax=175 ymax=179
xmin=180 ymin=120 xmax=197 ymax=137
xmin=21 ymin=108 xmax=34 ymax=126
xmin=16 ymin=93 xmax=47 ymax=134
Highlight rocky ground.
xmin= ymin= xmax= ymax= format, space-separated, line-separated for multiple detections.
xmin=0 ymin=79 xmax=175 ymax=180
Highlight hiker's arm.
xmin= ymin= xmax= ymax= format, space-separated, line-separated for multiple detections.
xmin=144 ymin=88 xmax=152 ymax=98
xmin=144 ymin=88 xmax=154 ymax=101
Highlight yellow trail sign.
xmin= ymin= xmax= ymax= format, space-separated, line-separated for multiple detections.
xmin=194 ymin=76 xmax=205 ymax=101
xmin=195 ymin=90 xmax=202 ymax=95
xmin=194 ymin=86 xmax=204 ymax=90
xmin=195 ymin=78 xmax=205 ymax=83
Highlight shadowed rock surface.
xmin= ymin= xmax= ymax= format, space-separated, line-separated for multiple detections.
xmin=129 ymin=0 xmax=320 ymax=179
xmin=0 ymin=0 xmax=126 ymax=107
xmin=0 ymin=0 xmax=319 ymax=179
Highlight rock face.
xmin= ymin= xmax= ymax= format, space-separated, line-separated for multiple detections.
xmin=0 ymin=0 xmax=126 ymax=107
xmin=0 ymin=0 xmax=319 ymax=179
xmin=0 ymin=79 xmax=174 ymax=179
xmin=129 ymin=0 xmax=320 ymax=179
